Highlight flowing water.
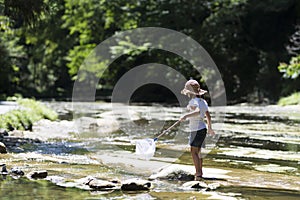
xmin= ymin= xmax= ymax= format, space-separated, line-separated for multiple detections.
xmin=0 ymin=102 xmax=299 ymax=199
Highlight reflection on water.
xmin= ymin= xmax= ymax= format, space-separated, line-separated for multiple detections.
xmin=0 ymin=102 xmax=299 ymax=199
xmin=0 ymin=176 xmax=93 ymax=200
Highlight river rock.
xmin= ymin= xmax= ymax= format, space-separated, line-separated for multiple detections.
xmin=27 ymin=170 xmax=48 ymax=179
xmin=206 ymin=183 xmax=221 ymax=191
xmin=95 ymin=118 xmax=119 ymax=134
xmin=121 ymin=178 xmax=151 ymax=191
xmin=8 ymin=130 xmax=24 ymax=137
xmin=71 ymin=176 xmax=119 ymax=191
xmin=88 ymin=179 xmax=118 ymax=190
xmin=76 ymin=175 xmax=96 ymax=185
xmin=182 ymin=181 xmax=208 ymax=189
xmin=29 ymin=119 xmax=78 ymax=140
xmin=0 ymin=128 xmax=8 ymax=137
xmin=1 ymin=164 xmax=8 ymax=174
xmin=46 ymin=175 xmax=65 ymax=185
xmin=0 ymin=142 xmax=7 ymax=153
xmin=182 ymin=181 xmax=221 ymax=191
xmin=149 ymin=164 xmax=194 ymax=181
xmin=73 ymin=117 xmax=120 ymax=136
xmin=11 ymin=167 xmax=25 ymax=176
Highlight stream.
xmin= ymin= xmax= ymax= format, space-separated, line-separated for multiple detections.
xmin=0 ymin=102 xmax=299 ymax=199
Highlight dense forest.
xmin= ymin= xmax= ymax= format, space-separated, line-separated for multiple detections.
xmin=0 ymin=0 xmax=299 ymax=104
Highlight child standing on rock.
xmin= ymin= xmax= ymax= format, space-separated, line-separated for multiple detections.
xmin=180 ymin=79 xmax=215 ymax=181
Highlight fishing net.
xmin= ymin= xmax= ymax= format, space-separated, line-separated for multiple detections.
xmin=135 ymin=138 xmax=156 ymax=160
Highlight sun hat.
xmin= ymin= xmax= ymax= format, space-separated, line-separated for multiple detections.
xmin=181 ymin=79 xmax=207 ymax=96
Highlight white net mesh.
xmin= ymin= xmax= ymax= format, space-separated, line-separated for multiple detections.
xmin=135 ymin=138 xmax=156 ymax=160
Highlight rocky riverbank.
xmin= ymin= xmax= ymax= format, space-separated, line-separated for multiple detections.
xmin=0 ymin=101 xmax=299 ymax=199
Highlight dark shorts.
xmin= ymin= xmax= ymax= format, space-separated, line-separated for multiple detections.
xmin=189 ymin=128 xmax=207 ymax=147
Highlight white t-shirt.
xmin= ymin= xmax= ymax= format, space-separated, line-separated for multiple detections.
xmin=188 ymin=98 xmax=208 ymax=131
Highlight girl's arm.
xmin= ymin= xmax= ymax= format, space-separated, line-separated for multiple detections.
xmin=180 ymin=107 xmax=200 ymax=121
xmin=205 ymin=111 xmax=215 ymax=135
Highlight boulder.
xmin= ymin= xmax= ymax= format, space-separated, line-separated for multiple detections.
xmin=121 ymin=178 xmax=151 ymax=191
xmin=27 ymin=170 xmax=48 ymax=179
xmin=150 ymin=164 xmax=230 ymax=181
xmin=0 ymin=142 xmax=7 ymax=153
xmin=149 ymin=164 xmax=194 ymax=181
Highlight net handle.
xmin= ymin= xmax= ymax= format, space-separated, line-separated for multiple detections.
xmin=154 ymin=120 xmax=181 ymax=141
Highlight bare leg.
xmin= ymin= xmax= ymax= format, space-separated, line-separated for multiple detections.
xmin=191 ymin=146 xmax=203 ymax=179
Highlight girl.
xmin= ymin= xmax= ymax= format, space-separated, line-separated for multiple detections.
xmin=180 ymin=79 xmax=215 ymax=181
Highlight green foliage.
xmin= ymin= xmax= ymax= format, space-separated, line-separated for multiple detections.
xmin=0 ymin=14 xmax=25 ymax=97
xmin=23 ymin=0 xmax=73 ymax=96
xmin=278 ymin=55 xmax=300 ymax=79
xmin=0 ymin=0 xmax=75 ymax=98
xmin=0 ymin=98 xmax=58 ymax=131
xmin=0 ymin=0 xmax=300 ymax=103
xmin=3 ymin=0 xmax=47 ymax=26
xmin=200 ymin=0 xmax=254 ymax=99
xmin=278 ymin=92 xmax=300 ymax=106
xmin=17 ymin=98 xmax=58 ymax=121
xmin=62 ymin=0 xmax=105 ymax=79
xmin=66 ymin=44 xmax=97 ymax=78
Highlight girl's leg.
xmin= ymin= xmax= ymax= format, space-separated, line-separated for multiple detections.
xmin=190 ymin=146 xmax=202 ymax=179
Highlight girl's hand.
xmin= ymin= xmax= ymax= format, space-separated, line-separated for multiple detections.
xmin=207 ymin=128 xmax=215 ymax=135
xmin=180 ymin=115 xmax=187 ymax=122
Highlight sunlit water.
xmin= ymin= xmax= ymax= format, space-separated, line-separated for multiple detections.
xmin=0 ymin=102 xmax=299 ymax=199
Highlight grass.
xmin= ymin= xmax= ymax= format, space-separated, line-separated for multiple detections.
xmin=278 ymin=92 xmax=300 ymax=106
xmin=0 ymin=98 xmax=58 ymax=131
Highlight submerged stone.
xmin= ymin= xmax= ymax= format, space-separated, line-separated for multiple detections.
xmin=88 ymin=179 xmax=118 ymax=190
xmin=206 ymin=183 xmax=221 ymax=191
xmin=46 ymin=175 xmax=65 ymax=184
xmin=182 ymin=181 xmax=221 ymax=191
xmin=121 ymin=178 xmax=151 ymax=191
xmin=76 ymin=176 xmax=96 ymax=185
xmin=182 ymin=181 xmax=208 ymax=189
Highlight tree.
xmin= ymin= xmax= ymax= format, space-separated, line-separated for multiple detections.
xmin=278 ymin=55 xmax=300 ymax=79
xmin=1 ymin=0 xmax=300 ymax=103
xmin=3 ymin=0 xmax=47 ymax=27
xmin=278 ymin=25 xmax=300 ymax=79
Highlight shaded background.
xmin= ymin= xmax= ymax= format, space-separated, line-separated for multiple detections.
xmin=0 ymin=0 xmax=299 ymax=104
